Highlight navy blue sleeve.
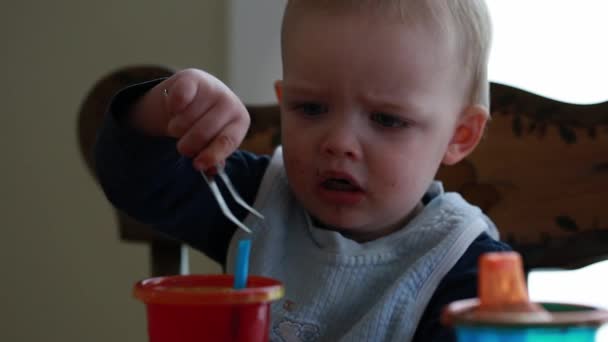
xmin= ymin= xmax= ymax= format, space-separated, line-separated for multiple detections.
xmin=412 ymin=232 xmax=512 ymax=342
xmin=93 ymin=80 xmax=270 ymax=266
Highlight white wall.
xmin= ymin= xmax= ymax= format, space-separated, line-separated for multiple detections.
xmin=1 ymin=1 xmax=225 ymax=341
xmin=227 ymin=0 xmax=285 ymax=104
xmin=486 ymin=0 xmax=608 ymax=104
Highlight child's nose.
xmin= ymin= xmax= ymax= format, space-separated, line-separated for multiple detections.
xmin=320 ymin=121 xmax=362 ymax=160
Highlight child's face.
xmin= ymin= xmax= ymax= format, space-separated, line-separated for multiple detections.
xmin=278 ymin=10 xmax=472 ymax=241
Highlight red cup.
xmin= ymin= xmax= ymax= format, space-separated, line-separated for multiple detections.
xmin=134 ymin=274 xmax=284 ymax=342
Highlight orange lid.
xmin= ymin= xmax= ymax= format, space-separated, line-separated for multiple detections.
xmin=133 ymin=274 xmax=284 ymax=306
xmin=442 ymin=251 xmax=608 ymax=326
xmin=478 ymin=251 xmax=531 ymax=311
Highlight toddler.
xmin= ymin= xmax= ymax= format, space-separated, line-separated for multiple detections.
xmin=95 ymin=0 xmax=511 ymax=341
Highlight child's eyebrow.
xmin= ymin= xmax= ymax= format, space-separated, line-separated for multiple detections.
xmin=282 ymin=82 xmax=326 ymax=96
xmin=360 ymin=92 xmax=425 ymax=115
xmin=282 ymin=83 xmax=428 ymax=116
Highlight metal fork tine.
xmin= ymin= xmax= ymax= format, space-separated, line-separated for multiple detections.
xmin=217 ymin=169 xmax=265 ymax=219
xmin=200 ymin=171 xmax=252 ymax=234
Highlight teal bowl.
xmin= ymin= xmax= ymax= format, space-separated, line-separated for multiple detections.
xmin=443 ymin=299 xmax=608 ymax=342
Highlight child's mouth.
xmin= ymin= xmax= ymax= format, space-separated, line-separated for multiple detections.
xmin=321 ymin=178 xmax=361 ymax=192
xmin=317 ymin=177 xmax=365 ymax=205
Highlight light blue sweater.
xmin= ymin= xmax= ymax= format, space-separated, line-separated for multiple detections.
xmin=227 ymin=148 xmax=498 ymax=341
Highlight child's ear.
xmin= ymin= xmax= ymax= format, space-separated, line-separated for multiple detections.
xmin=274 ymin=80 xmax=283 ymax=103
xmin=442 ymin=104 xmax=489 ymax=165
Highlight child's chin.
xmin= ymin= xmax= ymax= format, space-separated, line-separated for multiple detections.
xmin=311 ymin=214 xmax=343 ymax=228
xmin=311 ymin=214 xmax=363 ymax=233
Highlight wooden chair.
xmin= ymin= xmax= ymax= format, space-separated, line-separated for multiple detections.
xmin=437 ymin=84 xmax=608 ymax=271
xmin=79 ymin=65 xmax=608 ymax=276
xmin=78 ymin=65 xmax=182 ymax=276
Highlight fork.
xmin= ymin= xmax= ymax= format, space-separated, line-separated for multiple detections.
xmin=161 ymin=89 xmax=261 ymax=233
xmin=200 ymin=166 xmax=264 ymax=233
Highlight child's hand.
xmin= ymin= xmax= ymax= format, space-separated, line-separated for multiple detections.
xmin=130 ymin=68 xmax=250 ymax=172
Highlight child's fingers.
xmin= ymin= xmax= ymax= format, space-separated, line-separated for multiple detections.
xmin=175 ymin=91 xmax=249 ymax=157
xmin=201 ymin=162 xmax=224 ymax=177
xmin=193 ymin=121 xmax=249 ymax=171
xmin=163 ymin=75 xmax=199 ymax=117
xmin=167 ymin=79 xmax=217 ymax=138
xmin=161 ymin=68 xmax=250 ymax=171
xmin=174 ymin=106 xmax=231 ymax=157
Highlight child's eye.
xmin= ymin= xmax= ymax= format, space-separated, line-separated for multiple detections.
xmin=370 ymin=113 xmax=408 ymax=128
xmin=293 ymin=102 xmax=327 ymax=116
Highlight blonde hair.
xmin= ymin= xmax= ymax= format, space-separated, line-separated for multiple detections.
xmin=282 ymin=0 xmax=492 ymax=108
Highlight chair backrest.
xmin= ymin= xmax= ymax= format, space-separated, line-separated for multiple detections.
xmin=79 ymin=65 xmax=608 ymax=274
xmin=439 ymin=83 xmax=608 ymax=271
xmin=78 ymin=65 xmax=183 ymax=276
